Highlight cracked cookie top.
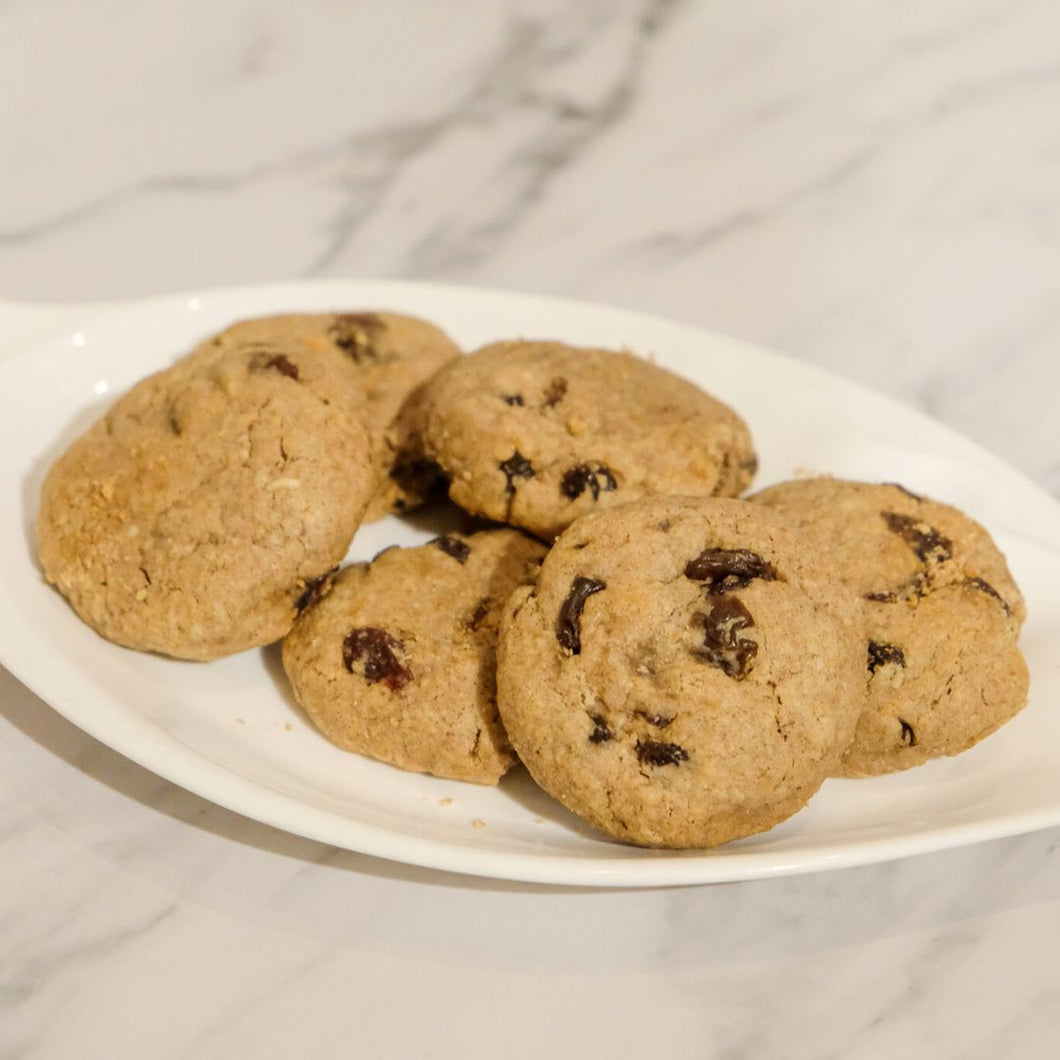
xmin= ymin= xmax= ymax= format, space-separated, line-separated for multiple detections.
xmin=418 ymin=340 xmax=757 ymax=541
xmin=751 ymin=477 xmax=1029 ymax=776
xmin=496 ymin=497 xmax=862 ymax=848
xmin=37 ymin=341 xmax=375 ymax=659
xmin=282 ymin=529 xmax=546 ymax=784
xmin=206 ymin=311 xmax=462 ymax=520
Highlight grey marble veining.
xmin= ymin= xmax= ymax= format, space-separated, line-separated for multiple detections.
xmin=2 ymin=1 xmax=1059 ymax=1056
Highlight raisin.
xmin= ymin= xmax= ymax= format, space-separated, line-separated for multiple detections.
xmin=588 ymin=714 xmax=613 ymax=743
xmin=432 ymin=535 xmax=471 ymax=564
xmin=867 ymin=641 xmax=906 ymax=673
xmin=542 ymin=376 xmax=568 ymax=407
xmin=561 ymin=462 xmax=617 ymax=502
xmin=295 ymin=567 xmax=338 ymax=613
xmin=740 ymin=455 xmax=759 ymax=476
xmin=251 ymin=352 xmax=300 ymax=380
xmin=864 ymin=589 xmax=898 ymax=603
xmin=865 ymin=569 xmax=930 ymax=604
xmin=880 ymin=511 xmax=953 ymax=564
xmin=898 ymin=718 xmax=917 ymax=746
xmin=499 ymin=451 xmax=535 ymax=494
xmin=965 ymin=576 xmax=1010 ymax=614
xmin=557 ymin=576 xmax=606 ymax=654
xmin=635 ymin=739 xmax=689 ymax=767
xmin=341 ymin=627 xmax=412 ymax=691
xmin=633 ymin=710 xmax=673 ymax=728
xmin=684 ymin=548 xmax=777 ymax=593
xmin=690 ymin=597 xmax=758 ymax=679
xmin=502 ymin=393 xmax=525 ymax=406
xmin=466 ymin=598 xmax=491 ymax=632
xmin=330 ymin=313 xmax=383 ymax=363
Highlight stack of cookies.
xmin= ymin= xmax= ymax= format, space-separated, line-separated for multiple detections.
xmin=37 ymin=310 xmax=1029 ymax=849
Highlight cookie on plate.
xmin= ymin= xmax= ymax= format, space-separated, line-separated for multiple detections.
xmin=497 ymin=497 xmax=863 ymax=848
xmin=37 ymin=342 xmax=375 ymax=660
xmin=206 ymin=311 xmax=462 ymax=519
xmin=419 ymin=340 xmax=756 ymax=540
xmin=282 ymin=529 xmax=546 ymax=784
xmin=751 ymin=477 xmax=1029 ymax=776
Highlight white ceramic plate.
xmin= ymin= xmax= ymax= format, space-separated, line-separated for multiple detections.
xmin=1 ymin=280 xmax=1058 ymax=888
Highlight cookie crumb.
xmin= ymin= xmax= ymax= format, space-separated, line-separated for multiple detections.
xmin=284 ymin=723 xmax=293 ymax=732
xmin=471 ymin=818 xmax=486 ymax=830
xmin=236 ymin=716 xmax=246 ymax=725
xmin=439 ymin=797 xmax=453 ymax=807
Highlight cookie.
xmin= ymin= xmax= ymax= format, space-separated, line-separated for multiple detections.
xmin=751 ymin=477 xmax=1029 ymax=776
xmin=206 ymin=311 xmax=462 ymax=519
xmin=37 ymin=342 xmax=375 ymax=660
xmin=496 ymin=497 xmax=863 ymax=848
xmin=282 ymin=529 xmax=546 ymax=784
xmin=419 ymin=341 xmax=756 ymax=540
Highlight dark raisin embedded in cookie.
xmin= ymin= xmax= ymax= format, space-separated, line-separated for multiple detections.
xmin=502 ymin=393 xmax=525 ymax=407
xmin=880 ymin=511 xmax=953 ymax=564
xmin=342 ymin=627 xmax=412 ymax=691
xmin=499 ymin=451 xmax=535 ymax=494
xmin=867 ymin=641 xmax=906 ymax=673
xmin=690 ymin=596 xmax=758 ymax=679
xmin=635 ymin=739 xmax=689 ymax=768
xmin=432 ymin=535 xmax=471 ymax=564
xmin=684 ymin=548 xmax=777 ymax=593
xmin=964 ymin=576 xmax=1011 ymax=615
xmin=330 ymin=312 xmax=385 ymax=363
xmin=557 ymin=576 xmax=606 ymax=654
xmin=542 ymin=377 xmax=568 ymax=407
xmin=588 ymin=714 xmax=613 ymax=743
xmin=250 ymin=352 xmax=301 ymax=380
xmin=466 ymin=598 xmax=491 ymax=632
xmin=561 ymin=462 xmax=617 ymax=502
xmin=898 ymin=719 xmax=917 ymax=746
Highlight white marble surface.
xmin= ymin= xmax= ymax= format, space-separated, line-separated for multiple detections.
xmin=2 ymin=1 xmax=1059 ymax=1056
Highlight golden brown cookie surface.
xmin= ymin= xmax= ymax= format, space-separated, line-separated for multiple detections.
xmin=497 ymin=497 xmax=862 ymax=848
xmin=751 ymin=477 xmax=1028 ymax=776
xmin=208 ymin=311 xmax=461 ymax=519
xmin=282 ymin=529 xmax=546 ymax=784
xmin=37 ymin=343 xmax=375 ymax=660
xmin=419 ymin=341 xmax=757 ymax=540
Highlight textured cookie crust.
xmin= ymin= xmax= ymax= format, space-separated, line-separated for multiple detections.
xmin=497 ymin=497 xmax=862 ymax=848
xmin=419 ymin=341 xmax=757 ymax=540
xmin=283 ymin=530 xmax=546 ymax=784
xmin=37 ymin=343 xmax=375 ymax=660
xmin=751 ymin=477 xmax=1029 ymax=776
xmin=208 ymin=311 xmax=461 ymax=519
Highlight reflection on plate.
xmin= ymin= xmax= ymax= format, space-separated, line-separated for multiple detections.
xmin=1 ymin=280 xmax=1058 ymax=887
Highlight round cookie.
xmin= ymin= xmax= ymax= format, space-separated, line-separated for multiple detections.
xmin=37 ymin=342 xmax=375 ymax=660
xmin=751 ymin=477 xmax=1029 ymax=776
xmin=419 ymin=341 xmax=757 ymax=540
xmin=282 ymin=529 xmax=546 ymax=784
xmin=497 ymin=497 xmax=863 ymax=848
xmin=206 ymin=311 xmax=462 ymax=519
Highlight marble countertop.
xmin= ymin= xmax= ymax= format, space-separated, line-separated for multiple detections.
xmin=3 ymin=1 xmax=1059 ymax=1056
